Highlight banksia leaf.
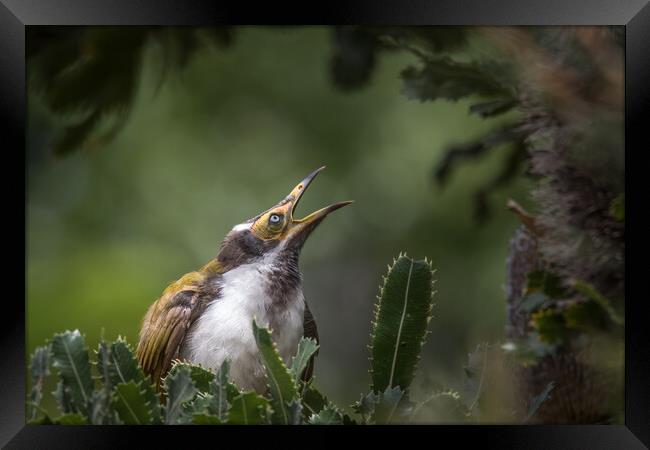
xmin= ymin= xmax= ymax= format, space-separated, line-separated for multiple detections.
xmin=163 ymin=365 xmax=198 ymax=424
xmin=370 ymin=254 xmax=436 ymax=394
xmin=309 ymin=404 xmax=344 ymax=425
xmin=373 ymin=386 xmax=406 ymax=424
xmin=352 ymin=391 xmax=380 ymax=424
xmin=290 ymin=338 xmax=319 ymax=382
xmin=227 ymin=392 xmax=272 ymax=425
xmin=252 ymin=319 xmax=299 ymax=424
xmin=89 ymin=389 xmax=112 ymax=425
xmin=301 ymin=383 xmax=328 ymax=419
xmin=169 ymin=360 xmax=215 ymax=393
xmin=97 ymin=337 xmax=160 ymax=423
xmin=96 ymin=337 xmax=146 ymax=386
xmin=50 ymin=330 xmax=94 ymax=416
xmin=28 ymin=345 xmax=51 ymax=420
xmin=53 ymin=380 xmax=74 ymax=414
xmin=111 ymin=380 xmax=154 ymax=425
xmin=196 ymin=360 xmax=237 ymax=421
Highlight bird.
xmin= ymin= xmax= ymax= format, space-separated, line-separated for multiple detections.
xmin=135 ymin=166 xmax=352 ymax=393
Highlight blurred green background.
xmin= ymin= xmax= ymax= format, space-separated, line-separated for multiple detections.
xmin=27 ymin=27 xmax=531 ymax=412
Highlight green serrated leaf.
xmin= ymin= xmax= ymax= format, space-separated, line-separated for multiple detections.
xmin=97 ymin=337 xmax=161 ymax=423
xmin=309 ymin=404 xmax=344 ymax=425
xmin=252 ymin=319 xmax=299 ymax=424
xmin=89 ymin=389 xmax=113 ymax=425
xmin=290 ymin=338 xmax=319 ymax=381
xmin=111 ymin=380 xmax=153 ymax=425
xmin=170 ymin=360 xmax=215 ymax=393
xmin=50 ymin=330 xmax=94 ymax=415
xmin=28 ymin=345 xmax=51 ymax=420
xmin=53 ymin=380 xmax=74 ymax=414
xmin=227 ymin=392 xmax=271 ymax=425
xmin=370 ymin=254 xmax=436 ymax=393
xmin=163 ymin=365 xmax=198 ymax=424
xmin=352 ymin=391 xmax=380 ymax=424
xmin=374 ymin=386 xmax=406 ymax=424
xmin=96 ymin=337 xmax=144 ymax=386
xmin=301 ymin=383 xmax=328 ymax=419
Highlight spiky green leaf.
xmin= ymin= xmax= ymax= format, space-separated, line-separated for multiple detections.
xmin=290 ymin=337 xmax=319 ymax=381
xmin=301 ymin=383 xmax=328 ymax=419
xmin=111 ymin=381 xmax=154 ymax=425
xmin=227 ymin=392 xmax=271 ymax=425
xmin=374 ymin=386 xmax=405 ymax=424
xmin=252 ymin=319 xmax=299 ymax=424
xmin=370 ymin=254 xmax=436 ymax=393
xmin=163 ymin=365 xmax=198 ymax=424
xmin=97 ymin=337 xmax=161 ymax=423
xmin=50 ymin=330 xmax=94 ymax=415
xmin=28 ymin=345 xmax=51 ymax=420
xmin=170 ymin=360 xmax=215 ymax=393
xmin=309 ymin=404 xmax=344 ymax=425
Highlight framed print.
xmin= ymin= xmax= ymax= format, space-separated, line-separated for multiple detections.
xmin=1 ymin=0 xmax=648 ymax=448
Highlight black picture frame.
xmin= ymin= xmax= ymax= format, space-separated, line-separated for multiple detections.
xmin=2 ymin=1 xmax=647 ymax=447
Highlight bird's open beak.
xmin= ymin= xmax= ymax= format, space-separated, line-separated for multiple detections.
xmin=284 ymin=166 xmax=353 ymax=240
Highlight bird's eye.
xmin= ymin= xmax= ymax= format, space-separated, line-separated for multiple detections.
xmin=269 ymin=213 xmax=283 ymax=226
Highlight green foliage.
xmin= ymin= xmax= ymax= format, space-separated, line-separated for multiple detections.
xmin=162 ymin=364 xmax=199 ymax=424
xmin=111 ymin=381 xmax=154 ymax=425
xmin=401 ymin=57 xmax=513 ymax=103
xmin=370 ymin=253 xmax=436 ymax=393
xmin=227 ymin=392 xmax=272 ymax=424
xmin=252 ymin=319 xmax=300 ymax=424
xmin=28 ymin=345 xmax=51 ymax=420
xmin=28 ymin=252 xmax=544 ymax=426
xmin=50 ymin=330 xmax=94 ymax=416
xmin=290 ymin=337 xmax=320 ymax=382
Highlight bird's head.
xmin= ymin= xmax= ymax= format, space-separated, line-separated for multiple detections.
xmin=214 ymin=166 xmax=353 ymax=271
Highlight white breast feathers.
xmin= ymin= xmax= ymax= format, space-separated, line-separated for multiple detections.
xmin=181 ymin=260 xmax=305 ymax=393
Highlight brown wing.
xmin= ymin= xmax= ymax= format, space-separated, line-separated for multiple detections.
xmin=301 ymin=300 xmax=319 ymax=383
xmin=136 ymin=272 xmax=207 ymax=390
